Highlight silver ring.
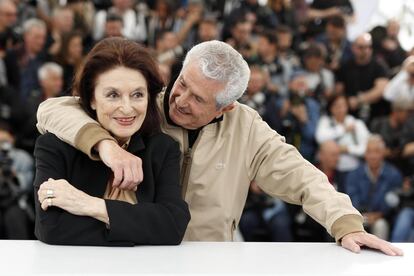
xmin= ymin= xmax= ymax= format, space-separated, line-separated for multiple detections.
xmin=46 ymin=189 xmax=54 ymax=198
xmin=47 ymin=198 xmax=52 ymax=207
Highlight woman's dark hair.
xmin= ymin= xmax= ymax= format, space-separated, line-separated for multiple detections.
xmin=55 ymin=31 xmax=83 ymax=65
xmin=326 ymin=93 xmax=347 ymax=116
xmin=73 ymin=37 xmax=164 ymax=136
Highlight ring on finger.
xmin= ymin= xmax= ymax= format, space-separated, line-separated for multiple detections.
xmin=46 ymin=189 xmax=55 ymax=198
xmin=47 ymin=198 xmax=53 ymax=207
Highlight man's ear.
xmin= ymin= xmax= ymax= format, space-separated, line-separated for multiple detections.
xmin=91 ymin=100 xmax=96 ymax=110
xmin=221 ymin=103 xmax=235 ymax=113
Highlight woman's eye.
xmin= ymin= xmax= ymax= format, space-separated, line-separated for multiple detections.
xmin=107 ymin=91 xmax=118 ymax=98
xmin=132 ymin=91 xmax=144 ymax=98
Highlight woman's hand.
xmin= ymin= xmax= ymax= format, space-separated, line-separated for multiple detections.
xmin=38 ymin=178 xmax=109 ymax=224
xmin=38 ymin=178 xmax=93 ymax=216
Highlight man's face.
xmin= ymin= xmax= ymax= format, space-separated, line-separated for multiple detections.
xmin=198 ymin=22 xmax=218 ymax=42
xmin=277 ymin=32 xmax=292 ymax=52
xmin=24 ymin=27 xmax=47 ymax=54
xmin=0 ymin=2 xmax=17 ymax=28
xmin=232 ymin=22 xmax=252 ymax=45
xmin=257 ymin=36 xmax=273 ymax=57
xmin=304 ymin=56 xmax=323 ymax=72
xmin=54 ymin=10 xmax=74 ymax=33
xmin=40 ymin=70 xmax=63 ymax=97
xmin=168 ymin=61 xmax=228 ymax=129
xmin=319 ymin=142 xmax=340 ymax=170
xmin=105 ymin=21 xmax=123 ymax=37
xmin=365 ymin=141 xmax=385 ymax=169
xmin=352 ymin=36 xmax=373 ymax=65
xmin=326 ymin=25 xmax=344 ymax=42
xmin=247 ymin=69 xmax=266 ymax=95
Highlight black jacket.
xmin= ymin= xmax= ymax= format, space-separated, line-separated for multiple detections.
xmin=33 ymin=132 xmax=190 ymax=246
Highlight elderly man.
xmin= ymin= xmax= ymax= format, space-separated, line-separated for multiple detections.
xmin=4 ymin=18 xmax=48 ymax=99
xmin=345 ymin=135 xmax=403 ymax=240
xmin=16 ymin=62 xmax=62 ymax=153
xmin=37 ymin=40 xmax=402 ymax=255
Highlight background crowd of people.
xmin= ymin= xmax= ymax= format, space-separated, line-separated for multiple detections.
xmin=0 ymin=0 xmax=413 ymax=243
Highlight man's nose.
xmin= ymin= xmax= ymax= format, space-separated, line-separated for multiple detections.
xmin=175 ymin=91 xmax=190 ymax=108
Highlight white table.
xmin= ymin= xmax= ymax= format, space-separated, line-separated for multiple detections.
xmin=1 ymin=241 xmax=412 ymax=275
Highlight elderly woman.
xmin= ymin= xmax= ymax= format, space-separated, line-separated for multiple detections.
xmin=316 ymin=94 xmax=370 ymax=173
xmin=33 ymin=38 xmax=190 ymax=246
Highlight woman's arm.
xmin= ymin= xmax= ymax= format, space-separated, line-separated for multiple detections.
xmin=34 ymin=134 xmax=124 ymax=246
xmin=34 ymin=134 xmax=190 ymax=246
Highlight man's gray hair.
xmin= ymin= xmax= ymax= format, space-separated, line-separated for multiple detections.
xmin=367 ymin=134 xmax=386 ymax=149
xmin=183 ymin=40 xmax=250 ymax=109
xmin=23 ymin=18 xmax=46 ymax=34
xmin=38 ymin=62 xmax=63 ymax=80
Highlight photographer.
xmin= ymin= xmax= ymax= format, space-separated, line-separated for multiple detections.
xmin=0 ymin=121 xmax=33 ymax=239
xmin=264 ymin=71 xmax=320 ymax=162
xmin=391 ymin=176 xmax=414 ymax=242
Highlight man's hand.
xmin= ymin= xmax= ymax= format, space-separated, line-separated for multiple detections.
xmin=341 ymin=231 xmax=403 ymax=256
xmin=96 ymin=139 xmax=143 ymax=190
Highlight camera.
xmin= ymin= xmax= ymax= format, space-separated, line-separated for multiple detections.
xmin=0 ymin=141 xmax=21 ymax=208
xmin=289 ymin=93 xmax=305 ymax=107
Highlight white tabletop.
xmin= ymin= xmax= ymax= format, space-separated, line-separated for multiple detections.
xmin=1 ymin=241 xmax=412 ymax=275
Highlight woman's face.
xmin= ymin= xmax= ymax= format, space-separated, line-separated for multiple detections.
xmin=91 ymin=66 xmax=148 ymax=143
xmin=68 ymin=36 xmax=83 ymax=61
xmin=330 ymin=96 xmax=348 ymax=121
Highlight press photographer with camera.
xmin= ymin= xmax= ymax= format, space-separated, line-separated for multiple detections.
xmin=264 ymin=71 xmax=320 ymax=162
xmin=0 ymin=121 xmax=34 ymax=239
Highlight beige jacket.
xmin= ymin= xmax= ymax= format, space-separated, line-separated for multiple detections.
xmin=37 ymin=94 xmax=364 ymax=241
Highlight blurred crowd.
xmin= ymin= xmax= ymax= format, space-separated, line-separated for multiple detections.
xmin=0 ymin=0 xmax=414 ymax=242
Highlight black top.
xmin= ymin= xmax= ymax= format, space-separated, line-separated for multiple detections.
xmin=33 ymin=132 xmax=190 ymax=246
xmin=336 ymin=58 xmax=390 ymax=120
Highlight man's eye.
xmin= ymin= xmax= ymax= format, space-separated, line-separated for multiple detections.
xmin=195 ymin=96 xmax=203 ymax=103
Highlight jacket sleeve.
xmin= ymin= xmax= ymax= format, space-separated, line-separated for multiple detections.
xmin=34 ymin=134 xmax=190 ymax=246
xmin=246 ymin=112 xmax=364 ymax=241
xmin=105 ymin=138 xmax=190 ymax=245
xmin=33 ymin=134 xmax=129 ymax=246
xmin=36 ymin=96 xmax=115 ymax=159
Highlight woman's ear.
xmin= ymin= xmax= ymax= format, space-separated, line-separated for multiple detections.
xmin=91 ymin=100 xmax=96 ymax=110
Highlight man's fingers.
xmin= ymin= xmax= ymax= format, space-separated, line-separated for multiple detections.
xmin=342 ymin=238 xmax=361 ymax=253
xmin=359 ymin=234 xmax=403 ymax=256
xmin=119 ymin=166 xmax=134 ymax=190
xmin=112 ymin=166 xmax=123 ymax=187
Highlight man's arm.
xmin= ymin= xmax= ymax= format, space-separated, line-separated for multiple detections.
xmin=36 ymin=96 xmax=110 ymax=155
xmin=247 ymin=113 xmax=402 ymax=256
xmin=37 ymin=96 xmax=142 ymax=190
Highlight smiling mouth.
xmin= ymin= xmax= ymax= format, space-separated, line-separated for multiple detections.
xmin=114 ymin=117 xmax=136 ymax=126
xmin=175 ymin=105 xmax=190 ymax=115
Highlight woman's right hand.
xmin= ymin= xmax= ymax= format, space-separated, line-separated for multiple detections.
xmin=96 ymin=140 xmax=143 ymax=191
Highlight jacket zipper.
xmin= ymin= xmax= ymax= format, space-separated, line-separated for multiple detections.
xmin=181 ymin=148 xmax=192 ymax=198
xmin=180 ymin=130 xmax=202 ymax=198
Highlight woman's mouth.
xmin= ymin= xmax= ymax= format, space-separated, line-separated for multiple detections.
xmin=114 ymin=117 xmax=136 ymax=126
